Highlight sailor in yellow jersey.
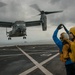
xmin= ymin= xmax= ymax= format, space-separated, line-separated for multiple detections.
xmin=52 ymin=24 xmax=75 ymax=75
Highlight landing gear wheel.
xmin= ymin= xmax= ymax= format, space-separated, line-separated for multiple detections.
xmin=8 ymin=37 xmax=11 ymax=40
xmin=23 ymin=37 xmax=26 ymax=39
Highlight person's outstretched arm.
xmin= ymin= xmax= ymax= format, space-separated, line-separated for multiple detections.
xmin=52 ymin=25 xmax=63 ymax=52
xmin=63 ymin=25 xmax=69 ymax=34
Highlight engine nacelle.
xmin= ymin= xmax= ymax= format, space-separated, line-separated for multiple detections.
xmin=41 ymin=14 xmax=47 ymax=31
xmin=42 ymin=22 xmax=47 ymax=31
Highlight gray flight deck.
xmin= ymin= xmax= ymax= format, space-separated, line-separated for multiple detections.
xmin=0 ymin=44 xmax=66 ymax=75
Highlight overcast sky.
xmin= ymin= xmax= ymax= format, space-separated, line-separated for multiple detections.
xmin=0 ymin=0 xmax=75 ymax=46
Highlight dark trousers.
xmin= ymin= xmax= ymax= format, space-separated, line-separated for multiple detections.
xmin=65 ymin=63 xmax=75 ymax=75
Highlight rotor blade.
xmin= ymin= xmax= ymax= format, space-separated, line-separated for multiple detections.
xmin=0 ymin=2 xmax=7 ymax=7
xmin=44 ymin=11 xmax=63 ymax=15
xmin=30 ymin=4 xmax=41 ymax=12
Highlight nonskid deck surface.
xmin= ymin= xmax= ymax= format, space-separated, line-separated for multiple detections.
xmin=0 ymin=44 xmax=66 ymax=75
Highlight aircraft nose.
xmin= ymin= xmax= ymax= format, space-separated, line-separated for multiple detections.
xmin=17 ymin=28 xmax=21 ymax=32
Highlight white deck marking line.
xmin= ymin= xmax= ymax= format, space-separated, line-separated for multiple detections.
xmin=19 ymin=53 xmax=59 ymax=75
xmin=41 ymin=53 xmax=59 ymax=65
xmin=0 ymin=54 xmax=23 ymax=57
xmin=19 ymin=50 xmax=58 ymax=52
xmin=16 ymin=46 xmax=53 ymax=75
xmin=41 ymin=54 xmax=52 ymax=56
xmin=28 ymin=52 xmax=49 ymax=54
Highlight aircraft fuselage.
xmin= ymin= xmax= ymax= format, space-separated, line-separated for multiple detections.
xmin=8 ymin=21 xmax=26 ymax=37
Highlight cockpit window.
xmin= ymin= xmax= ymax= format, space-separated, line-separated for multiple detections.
xmin=22 ymin=24 xmax=25 ymax=26
xmin=17 ymin=24 xmax=20 ymax=26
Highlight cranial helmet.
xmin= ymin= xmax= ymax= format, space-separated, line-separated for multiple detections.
xmin=70 ymin=27 xmax=75 ymax=36
xmin=60 ymin=32 xmax=69 ymax=40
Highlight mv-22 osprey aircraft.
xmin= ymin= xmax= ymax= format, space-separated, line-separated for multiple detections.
xmin=0 ymin=4 xmax=63 ymax=40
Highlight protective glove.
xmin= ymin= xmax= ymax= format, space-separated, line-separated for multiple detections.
xmin=57 ymin=24 xmax=63 ymax=30
xmin=63 ymin=25 xmax=69 ymax=34
xmin=63 ymin=25 xmax=67 ymax=30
